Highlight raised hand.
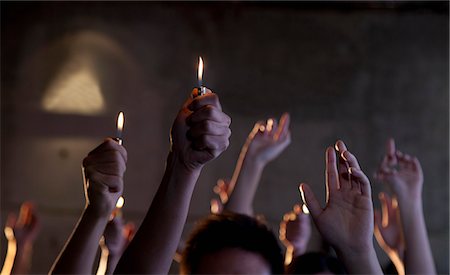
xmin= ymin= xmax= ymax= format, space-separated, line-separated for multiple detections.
xmin=374 ymin=192 xmax=405 ymax=275
xmin=115 ymin=88 xmax=232 ymax=274
xmin=213 ymin=178 xmax=231 ymax=203
xmin=1 ymin=202 xmax=40 ymax=275
xmin=224 ymin=114 xmax=290 ymax=216
xmin=102 ymin=217 xmax=135 ymax=258
xmin=5 ymin=202 xmax=40 ymax=248
xmin=300 ymin=141 xmax=382 ymax=274
xmin=82 ymin=138 xmax=127 ymax=217
xmin=98 ymin=216 xmax=135 ymax=275
xmin=376 ymin=138 xmax=423 ymax=201
xmin=375 ymin=138 xmax=435 ymax=274
xmin=244 ymin=113 xmax=291 ymax=165
xmin=279 ymin=204 xmax=311 ymax=265
xmin=50 ymin=139 xmax=127 ymax=274
xmin=210 ymin=179 xmax=231 ymax=214
xmin=170 ymin=89 xmax=231 ymax=172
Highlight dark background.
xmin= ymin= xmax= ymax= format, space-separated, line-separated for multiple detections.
xmin=2 ymin=1 xmax=448 ymax=273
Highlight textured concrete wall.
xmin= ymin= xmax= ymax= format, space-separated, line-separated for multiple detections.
xmin=2 ymin=2 xmax=448 ymax=273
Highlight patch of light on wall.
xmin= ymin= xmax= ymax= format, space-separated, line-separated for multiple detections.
xmin=42 ymin=60 xmax=105 ymax=115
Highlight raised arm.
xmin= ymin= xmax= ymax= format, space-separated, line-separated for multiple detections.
xmin=225 ymin=113 xmax=291 ymax=215
xmin=300 ymin=141 xmax=382 ymax=274
xmin=376 ymin=138 xmax=436 ymax=274
xmin=50 ymin=139 xmax=127 ymax=274
xmin=279 ymin=204 xmax=311 ymax=266
xmin=374 ymin=192 xmax=405 ymax=275
xmin=97 ymin=215 xmax=135 ymax=275
xmin=114 ymin=89 xmax=231 ymax=274
xmin=1 ymin=202 xmax=40 ymax=275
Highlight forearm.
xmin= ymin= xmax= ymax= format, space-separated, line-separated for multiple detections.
xmin=398 ymin=199 xmax=436 ymax=274
xmin=336 ymin=246 xmax=383 ymax=274
xmin=114 ymin=152 xmax=200 ymax=274
xmin=50 ymin=207 xmax=109 ymax=274
xmin=225 ymin=153 xmax=265 ymax=216
xmin=10 ymin=243 xmax=33 ymax=274
xmin=104 ymin=253 xmax=120 ymax=275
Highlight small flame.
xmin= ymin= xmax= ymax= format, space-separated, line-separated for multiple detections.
xmin=116 ymin=196 xmax=125 ymax=209
xmin=117 ymin=112 xmax=124 ymax=133
xmin=198 ymin=57 xmax=204 ymax=84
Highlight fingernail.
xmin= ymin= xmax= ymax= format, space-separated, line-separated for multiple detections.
xmin=341 ymin=151 xmax=348 ymax=161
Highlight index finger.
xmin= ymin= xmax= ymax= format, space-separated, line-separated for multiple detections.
xmin=275 ymin=113 xmax=290 ymax=140
xmin=386 ymin=138 xmax=396 ymax=156
xmin=188 ymin=90 xmax=222 ymax=112
xmin=325 ymin=147 xmax=339 ymax=194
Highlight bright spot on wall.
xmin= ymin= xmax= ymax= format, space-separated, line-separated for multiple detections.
xmin=42 ymin=63 xmax=105 ymax=115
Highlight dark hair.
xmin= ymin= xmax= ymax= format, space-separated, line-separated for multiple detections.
xmin=181 ymin=212 xmax=284 ymax=274
xmin=286 ymin=252 xmax=346 ymax=274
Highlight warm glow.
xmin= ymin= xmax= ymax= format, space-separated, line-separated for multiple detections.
xmin=4 ymin=226 xmax=14 ymax=241
xmin=42 ymin=67 xmax=105 ymax=115
xmin=116 ymin=196 xmax=125 ymax=208
xmin=299 ymin=185 xmax=307 ymax=206
xmin=266 ymin=119 xmax=274 ymax=132
xmin=1 ymin=227 xmax=17 ymax=275
xmin=97 ymin=237 xmax=109 ymax=275
xmin=210 ymin=199 xmax=219 ymax=214
xmin=117 ymin=112 xmax=124 ymax=133
xmin=198 ymin=56 xmax=204 ymax=84
xmin=302 ymin=204 xmax=310 ymax=214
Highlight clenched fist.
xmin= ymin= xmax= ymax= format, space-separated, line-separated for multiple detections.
xmin=82 ymin=138 xmax=127 ymax=217
xmin=170 ymin=88 xmax=231 ymax=172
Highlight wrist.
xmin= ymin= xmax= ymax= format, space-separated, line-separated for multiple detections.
xmin=335 ymin=240 xmax=374 ymax=260
xmin=167 ymin=151 xmax=202 ymax=177
xmin=84 ymin=204 xmax=114 ymax=220
xmin=242 ymin=153 xmax=267 ymax=170
xmin=336 ymin=244 xmax=381 ymax=273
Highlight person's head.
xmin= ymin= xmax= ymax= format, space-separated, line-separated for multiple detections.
xmin=180 ymin=212 xmax=284 ymax=274
xmin=286 ymin=252 xmax=346 ymax=274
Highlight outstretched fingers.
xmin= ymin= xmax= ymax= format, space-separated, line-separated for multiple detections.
xmin=325 ymin=147 xmax=339 ymax=199
xmin=335 ymin=140 xmax=351 ymax=190
xmin=299 ymin=183 xmax=322 ymax=219
xmin=349 ymin=167 xmax=372 ymax=197
xmin=275 ymin=113 xmax=290 ymax=141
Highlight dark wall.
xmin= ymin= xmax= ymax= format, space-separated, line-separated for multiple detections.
xmin=1 ymin=2 xmax=448 ymax=273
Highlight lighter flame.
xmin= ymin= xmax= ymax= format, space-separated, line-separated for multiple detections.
xmin=116 ymin=196 xmax=125 ymax=209
xmin=198 ymin=57 xmax=204 ymax=83
xmin=117 ymin=112 xmax=124 ymax=132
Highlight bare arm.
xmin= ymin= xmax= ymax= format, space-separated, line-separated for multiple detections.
xmin=376 ymin=138 xmax=435 ymax=274
xmin=97 ymin=216 xmax=135 ymax=275
xmin=114 ymin=89 xmax=231 ymax=274
xmin=1 ymin=202 xmax=39 ymax=275
xmin=225 ymin=113 xmax=291 ymax=215
xmin=374 ymin=192 xmax=405 ymax=275
xmin=50 ymin=139 xmax=127 ymax=274
xmin=301 ymin=141 xmax=382 ymax=274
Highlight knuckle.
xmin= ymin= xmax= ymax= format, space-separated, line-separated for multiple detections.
xmin=203 ymin=121 xmax=213 ymax=133
xmin=204 ymin=105 xmax=214 ymax=117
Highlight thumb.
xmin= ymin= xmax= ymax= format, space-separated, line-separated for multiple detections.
xmin=299 ymin=183 xmax=322 ymax=220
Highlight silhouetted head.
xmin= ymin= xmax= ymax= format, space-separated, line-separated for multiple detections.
xmin=286 ymin=252 xmax=346 ymax=274
xmin=180 ymin=212 xmax=284 ymax=274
